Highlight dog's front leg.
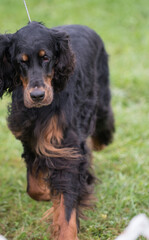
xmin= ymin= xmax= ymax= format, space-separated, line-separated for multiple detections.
xmin=50 ymin=170 xmax=79 ymax=240
xmin=52 ymin=194 xmax=78 ymax=240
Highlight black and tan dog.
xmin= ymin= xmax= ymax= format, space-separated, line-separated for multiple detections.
xmin=0 ymin=22 xmax=114 ymax=240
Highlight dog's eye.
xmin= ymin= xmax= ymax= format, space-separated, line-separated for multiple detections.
xmin=21 ymin=59 xmax=29 ymax=64
xmin=42 ymin=55 xmax=50 ymax=62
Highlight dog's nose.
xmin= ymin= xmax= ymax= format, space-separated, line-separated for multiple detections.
xmin=30 ymin=89 xmax=45 ymax=102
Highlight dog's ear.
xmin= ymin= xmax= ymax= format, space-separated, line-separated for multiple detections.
xmin=52 ymin=30 xmax=75 ymax=91
xmin=0 ymin=34 xmax=15 ymax=98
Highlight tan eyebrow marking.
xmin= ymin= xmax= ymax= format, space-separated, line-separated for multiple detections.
xmin=22 ymin=54 xmax=29 ymax=62
xmin=39 ymin=50 xmax=46 ymax=57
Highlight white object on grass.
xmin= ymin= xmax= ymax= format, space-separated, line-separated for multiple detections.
xmin=0 ymin=236 xmax=7 ymax=240
xmin=115 ymin=214 xmax=149 ymax=240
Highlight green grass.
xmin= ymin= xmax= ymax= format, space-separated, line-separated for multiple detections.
xmin=0 ymin=0 xmax=149 ymax=239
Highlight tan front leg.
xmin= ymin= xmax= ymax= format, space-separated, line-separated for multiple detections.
xmin=52 ymin=195 xmax=78 ymax=240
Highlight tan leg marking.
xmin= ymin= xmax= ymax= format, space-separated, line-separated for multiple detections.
xmin=52 ymin=195 xmax=78 ymax=240
xmin=89 ymin=136 xmax=106 ymax=151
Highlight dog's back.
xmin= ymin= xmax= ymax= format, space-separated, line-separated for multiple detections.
xmin=52 ymin=25 xmax=114 ymax=146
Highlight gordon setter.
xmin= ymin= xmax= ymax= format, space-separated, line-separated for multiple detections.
xmin=0 ymin=22 xmax=114 ymax=239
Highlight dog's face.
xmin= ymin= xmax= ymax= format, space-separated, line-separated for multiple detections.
xmin=12 ymin=24 xmax=56 ymax=108
xmin=0 ymin=22 xmax=75 ymax=108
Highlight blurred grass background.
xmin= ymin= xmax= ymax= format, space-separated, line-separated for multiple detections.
xmin=0 ymin=0 xmax=149 ymax=239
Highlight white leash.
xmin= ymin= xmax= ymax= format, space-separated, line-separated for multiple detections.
xmin=23 ymin=0 xmax=31 ymax=22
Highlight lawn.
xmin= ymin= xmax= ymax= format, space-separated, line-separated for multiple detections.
xmin=0 ymin=0 xmax=149 ymax=239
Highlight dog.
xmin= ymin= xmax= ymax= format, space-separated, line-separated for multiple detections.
xmin=0 ymin=22 xmax=114 ymax=240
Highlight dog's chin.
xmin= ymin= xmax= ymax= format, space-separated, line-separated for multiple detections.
xmin=24 ymin=99 xmax=53 ymax=109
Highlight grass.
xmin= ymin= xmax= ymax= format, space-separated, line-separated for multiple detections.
xmin=0 ymin=0 xmax=149 ymax=239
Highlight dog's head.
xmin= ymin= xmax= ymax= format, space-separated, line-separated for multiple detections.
xmin=0 ymin=22 xmax=75 ymax=108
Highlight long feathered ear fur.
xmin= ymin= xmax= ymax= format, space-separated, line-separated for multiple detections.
xmin=52 ymin=31 xmax=75 ymax=92
xmin=0 ymin=34 xmax=15 ymax=98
